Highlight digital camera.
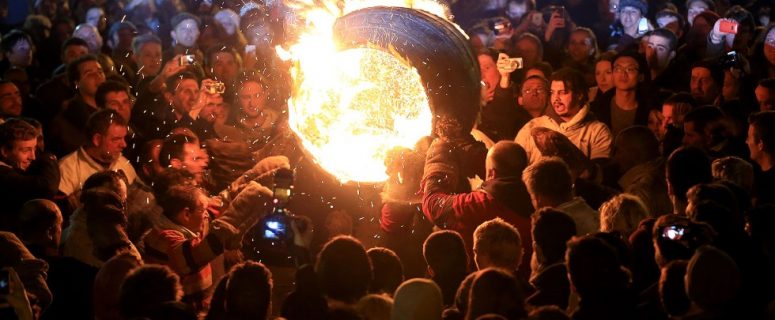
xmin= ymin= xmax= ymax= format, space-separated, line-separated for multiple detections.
xmin=205 ymin=82 xmax=226 ymax=95
xmin=259 ymin=168 xmax=294 ymax=242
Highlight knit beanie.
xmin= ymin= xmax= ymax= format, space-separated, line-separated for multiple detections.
xmin=619 ymin=0 xmax=648 ymax=15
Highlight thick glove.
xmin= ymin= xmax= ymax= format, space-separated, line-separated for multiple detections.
xmin=531 ymin=127 xmax=592 ymax=178
xmin=212 ymin=181 xmax=273 ymax=249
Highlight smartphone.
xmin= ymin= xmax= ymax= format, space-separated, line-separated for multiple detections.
xmin=261 ymin=214 xmax=289 ymax=240
xmin=554 ymin=6 xmax=565 ymax=18
xmin=719 ymin=20 xmax=739 ymax=34
xmin=0 ymin=270 xmax=9 ymax=296
xmin=638 ymin=17 xmax=649 ymax=33
xmin=662 ymin=225 xmax=685 ymax=241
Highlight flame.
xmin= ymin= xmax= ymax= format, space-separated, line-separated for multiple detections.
xmin=278 ymin=0 xmax=450 ymax=183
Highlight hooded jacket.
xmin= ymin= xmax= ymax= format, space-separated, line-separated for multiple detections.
xmin=515 ymin=105 xmax=612 ymax=164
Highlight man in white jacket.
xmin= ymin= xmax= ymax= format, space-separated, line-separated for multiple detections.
xmin=516 ymin=68 xmax=612 ymax=165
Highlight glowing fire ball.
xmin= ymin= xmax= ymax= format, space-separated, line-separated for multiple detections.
xmin=281 ymin=2 xmax=481 ymax=183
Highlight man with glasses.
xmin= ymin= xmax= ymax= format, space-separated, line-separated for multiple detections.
xmin=516 ymin=68 xmax=612 ymax=164
xmin=48 ymin=54 xmax=106 ymax=157
xmin=591 ymin=52 xmax=653 ymax=136
xmin=518 ymin=75 xmax=549 ymax=119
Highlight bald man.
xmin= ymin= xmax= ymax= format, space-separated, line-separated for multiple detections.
xmin=611 ymin=126 xmax=673 ymax=216
xmin=17 ymin=199 xmax=63 ymax=258
xmin=422 ymin=140 xmax=534 ymax=279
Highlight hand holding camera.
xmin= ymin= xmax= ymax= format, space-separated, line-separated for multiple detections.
xmin=497 ymin=53 xmax=522 ymax=75
xmin=710 ymin=18 xmax=738 ymax=44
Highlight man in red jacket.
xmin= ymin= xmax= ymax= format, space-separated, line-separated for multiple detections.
xmin=422 ymin=140 xmax=534 ymax=280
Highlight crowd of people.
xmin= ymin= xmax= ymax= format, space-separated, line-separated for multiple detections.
xmin=0 ymin=0 xmax=773 ymax=319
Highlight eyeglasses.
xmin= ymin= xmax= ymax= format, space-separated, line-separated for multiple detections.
xmin=522 ymin=88 xmax=546 ymax=95
xmin=613 ymin=66 xmax=639 ymax=74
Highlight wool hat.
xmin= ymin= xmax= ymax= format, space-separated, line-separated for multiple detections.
xmin=619 ymin=0 xmax=648 ymax=15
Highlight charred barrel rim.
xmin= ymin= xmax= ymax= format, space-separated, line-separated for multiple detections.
xmin=333 ymin=6 xmax=481 ymax=133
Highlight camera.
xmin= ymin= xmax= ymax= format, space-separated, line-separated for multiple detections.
xmin=719 ymin=20 xmax=739 ymax=34
xmin=719 ymin=51 xmax=739 ymax=69
xmin=544 ymin=5 xmax=565 ymax=23
xmin=204 ymin=81 xmax=226 ymax=95
xmin=0 ymin=270 xmax=8 ymax=296
xmin=179 ymin=54 xmax=196 ymax=66
xmin=661 ymin=225 xmax=685 ymax=241
xmin=259 ymin=168 xmax=294 ymax=242
xmin=488 ymin=17 xmax=511 ymax=37
xmin=508 ymin=57 xmax=523 ymax=70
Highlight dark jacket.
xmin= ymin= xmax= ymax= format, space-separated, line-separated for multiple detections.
xmin=590 ymin=88 xmax=653 ymax=131
xmin=47 ymin=96 xmax=97 ymax=157
xmin=479 ymin=86 xmax=530 ymax=142
xmin=0 ymin=153 xmax=60 ymax=230
xmin=527 ymin=263 xmax=570 ymax=309
xmin=423 ymin=171 xmax=534 ymax=280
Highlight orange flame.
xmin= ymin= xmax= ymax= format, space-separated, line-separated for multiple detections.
xmin=279 ymin=0 xmax=450 ymax=183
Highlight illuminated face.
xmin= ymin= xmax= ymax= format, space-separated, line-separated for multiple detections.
xmin=645 ymin=35 xmax=674 ymax=69
xmin=209 ymin=52 xmax=239 ymax=83
xmin=687 ymin=1 xmax=709 ymax=26
xmin=619 ymin=6 xmax=642 ymax=29
xmin=184 ymin=191 xmax=209 ymax=234
xmin=77 ymin=60 xmax=106 ymax=97
xmin=690 ymin=67 xmax=718 ymax=104
xmin=478 ymin=54 xmax=499 ymax=103
xmin=94 ymin=124 xmax=128 ymax=164
xmin=1 ymin=138 xmax=36 ymax=171
xmin=8 ymin=39 xmax=33 ymax=68
xmin=550 ymin=80 xmax=580 ymax=120
xmin=175 ymin=143 xmax=209 ymax=181
xmin=135 ymin=42 xmax=162 ymax=76
xmin=506 ymin=1 xmax=528 ymax=22
xmin=755 ymin=85 xmax=774 ymax=111
xmin=239 ymin=81 xmax=267 ymax=118
xmin=0 ymin=83 xmax=23 ymax=118
xmin=200 ymin=94 xmax=224 ymax=123
xmin=613 ymin=56 xmax=640 ymax=90
xmin=170 ymin=79 xmax=199 ymax=114
xmin=764 ymin=29 xmax=775 ymax=67
xmin=104 ymin=91 xmax=132 ymax=122
xmin=595 ymin=60 xmax=613 ymax=92
xmin=172 ymin=19 xmax=200 ymax=48
xmin=73 ymin=24 xmax=103 ymax=54
xmin=519 ymin=78 xmax=547 ymax=115
xmin=661 ymin=103 xmax=675 ymax=132
xmin=215 ymin=14 xmax=237 ymax=35
xmin=568 ymin=31 xmax=594 ymax=63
